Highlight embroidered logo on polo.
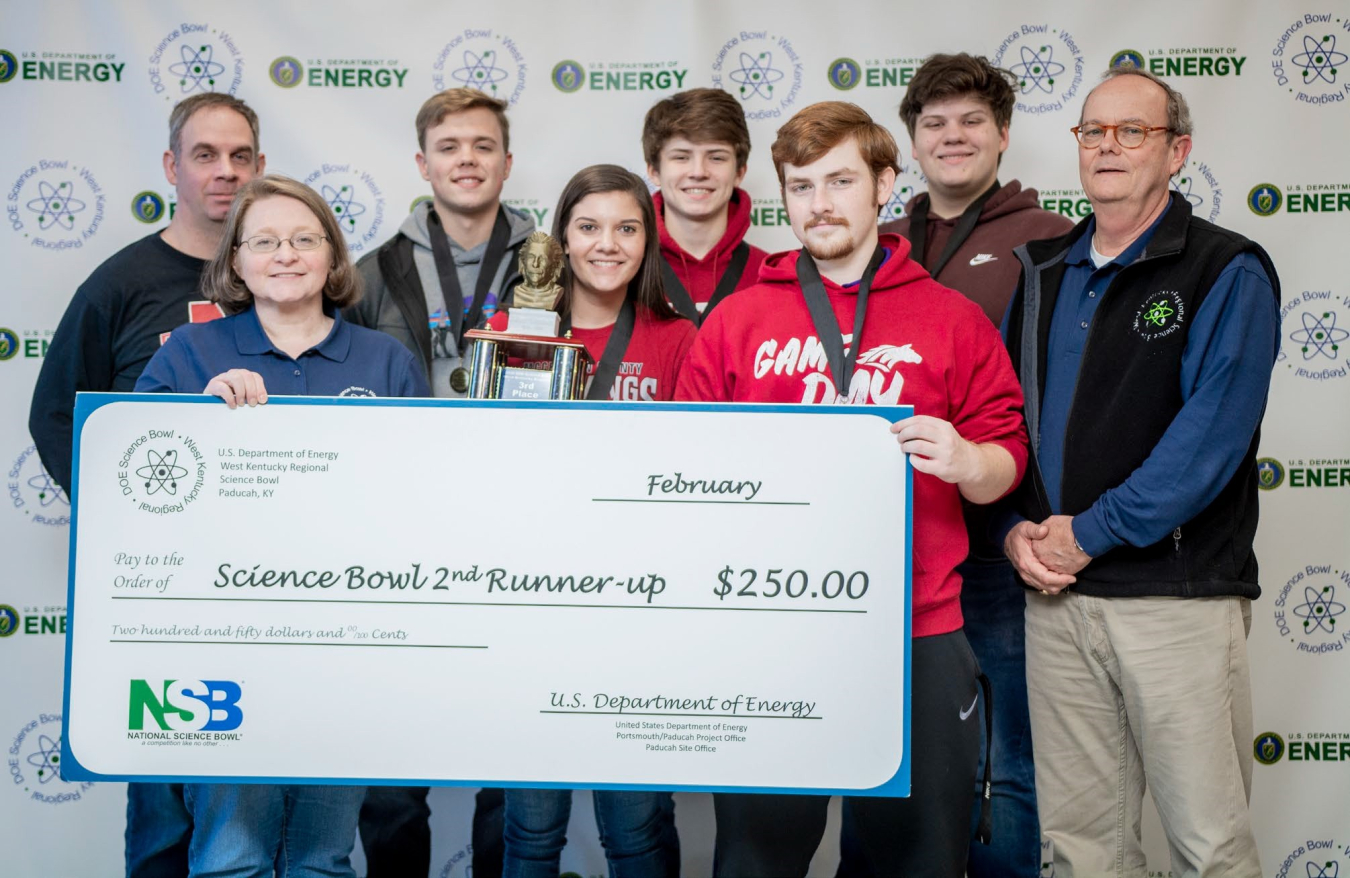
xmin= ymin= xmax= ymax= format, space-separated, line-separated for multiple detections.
xmin=753 ymin=335 xmax=924 ymax=404
xmin=1131 ymin=290 xmax=1185 ymax=340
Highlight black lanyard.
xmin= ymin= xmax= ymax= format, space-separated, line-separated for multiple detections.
xmin=659 ymin=241 xmax=751 ymax=326
xmin=426 ymin=207 xmax=512 ymax=347
xmin=905 ymin=180 xmax=1001 ymax=280
xmin=561 ymin=298 xmax=637 ymax=401
xmin=796 ymin=246 xmax=885 ymax=397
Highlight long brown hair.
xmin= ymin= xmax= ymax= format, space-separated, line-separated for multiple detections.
xmin=549 ymin=164 xmax=677 ymax=322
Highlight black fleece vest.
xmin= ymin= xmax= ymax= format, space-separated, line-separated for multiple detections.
xmin=1005 ymin=195 xmax=1279 ymax=598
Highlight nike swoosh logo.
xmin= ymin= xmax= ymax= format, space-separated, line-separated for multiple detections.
xmin=969 ymin=254 xmax=998 ymax=266
xmin=959 ymin=695 xmax=978 ymax=721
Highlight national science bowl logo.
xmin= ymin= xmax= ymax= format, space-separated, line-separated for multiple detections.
xmin=303 ymin=164 xmax=386 ymax=253
xmin=147 ymin=23 xmax=243 ymax=101
xmin=1271 ymin=14 xmax=1349 ymax=107
xmin=8 ymin=444 xmax=69 ymax=528
xmin=1274 ymin=840 xmax=1350 ymax=878
xmin=118 ymin=429 xmax=206 ymax=515
xmin=131 ymin=190 xmax=167 ymax=224
xmin=432 ymin=28 xmax=526 ymax=105
xmin=1272 ymin=563 xmax=1350 ymax=656
xmin=1131 ymin=290 xmax=1186 ymax=341
xmin=129 ymin=679 xmax=244 ymax=739
xmin=6 ymin=160 xmax=105 ymax=251
xmin=1248 ymin=182 xmax=1283 ymax=216
xmin=552 ymin=60 xmax=584 ymax=93
xmin=878 ymin=162 xmax=928 ymax=223
xmin=270 ymin=55 xmax=302 ymax=87
xmin=1278 ymin=288 xmax=1349 ymax=383
xmin=711 ymin=30 xmax=803 ymax=122
xmin=1257 ymin=457 xmax=1287 ymax=490
xmin=991 ymin=24 xmax=1085 ymax=115
xmin=1254 ymin=731 xmax=1287 ymax=764
xmin=8 ymin=712 xmax=95 ymax=806
xmin=1171 ymin=157 xmax=1222 ymax=222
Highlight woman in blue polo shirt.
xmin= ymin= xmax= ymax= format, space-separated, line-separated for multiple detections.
xmin=136 ymin=174 xmax=427 ymax=878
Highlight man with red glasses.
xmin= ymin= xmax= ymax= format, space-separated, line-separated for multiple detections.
xmin=1000 ymin=67 xmax=1278 ymax=876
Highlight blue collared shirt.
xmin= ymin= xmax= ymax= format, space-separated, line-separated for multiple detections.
xmin=136 ymin=305 xmax=430 ymax=398
xmin=1031 ymin=205 xmax=1279 ymax=557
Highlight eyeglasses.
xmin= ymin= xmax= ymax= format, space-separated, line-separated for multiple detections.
xmin=237 ymin=233 xmax=327 ymax=253
xmin=1070 ymin=124 xmax=1172 ymax=149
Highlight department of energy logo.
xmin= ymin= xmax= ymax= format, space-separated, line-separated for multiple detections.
xmin=1112 ymin=46 xmax=1247 ymax=77
xmin=0 ymin=604 xmax=18 ymax=637
xmin=0 ymin=50 xmax=16 ymax=82
xmin=118 ymin=429 xmax=206 ymax=515
xmin=1278 ymin=288 xmax=1349 ymax=382
xmin=147 ymin=23 xmax=243 ymax=101
xmin=269 ymin=55 xmax=408 ymax=89
xmin=1257 ymin=457 xmax=1286 ymax=490
xmin=8 ymin=444 xmax=69 ymax=528
xmin=0 ymin=327 xmax=17 ymax=361
xmin=6 ymin=159 xmax=105 ymax=251
xmin=749 ymin=197 xmax=790 ymax=229
xmin=1171 ymin=157 xmax=1222 ymax=222
xmin=131 ymin=191 xmax=167 ymax=224
xmin=1247 ymin=182 xmax=1282 ymax=216
xmin=1271 ymin=13 xmax=1349 ymax=106
xmin=711 ymin=30 xmax=803 ymax=122
xmin=8 ymin=713 xmax=95 ymax=806
xmin=1131 ymin=290 xmax=1186 ymax=341
xmin=1254 ymin=731 xmax=1286 ymax=764
xmin=302 ymin=164 xmax=386 ymax=253
xmin=432 ymin=28 xmax=526 ymax=106
xmin=550 ymin=59 xmax=689 ymax=94
xmin=1274 ymin=840 xmax=1350 ymax=878
xmin=1272 ymin=563 xmax=1350 ymax=656
xmin=1040 ymin=187 xmax=1092 ymax=219
xmin=878 ymin=162 xmax=928 ymax=222
xmin=503 ymin=197 xmax=549 ymax=228
xmin=0 ymin=49 xmax=126 ymax=85
xmin=826 ymin=54 xmax=924 ymax=91
xmin=0 ymin=603 xmax=66 ymax=640
xmin=991 ymin=24 xmax=1085 ymax=115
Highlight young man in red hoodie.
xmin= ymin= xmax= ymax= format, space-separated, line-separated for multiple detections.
xmin=642 ymin=88 xmax=768 ymax=325
xmin=879 ymin=53 xmax=1074 ymax=878
xmin=676 ymin=102 xmax=1028 ymax=877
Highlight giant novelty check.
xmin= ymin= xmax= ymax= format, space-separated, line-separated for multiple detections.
xmin=62 ymin=395 xmax=912 ymax=796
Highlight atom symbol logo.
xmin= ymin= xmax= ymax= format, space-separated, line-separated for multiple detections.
xmin=1294 ymin=584 xmax=1346 ymax=634
xmin=135 ymin=449 xmax=188 ymax=496
xmin=1010 ymin=44 xmax=1065 ymax=95
xmin=1143 ymin=300 xmax=1174 ymax=328
xmin=26 ymin=734 xmax=63 ymax=784
xmin=729 ymin=51 xmax=784 ymax=99
xmin=879 ymin=186 xmax=915 ymax=221
xmin=1291 ymin=311 xmax=1347 ymax=360
xmin=321 ymin=184 xmax=368 ymax=234
xmin=451 ymin=50 xmax=509 ymax=95
xmin=1306 ymin=860 xmax=1340 ymax=878
xmin=1291 ymin=34 xmax=1347 ymax=85
xmin=25 ymin=181 xmax=87 ymax=231
xmin=1171 ymin=173 xmax=1204 ymax=210
xmin=169 ymin=43 xmax=225 ymax=93
xmin=26 ymin=466 xmax=68 ymax=507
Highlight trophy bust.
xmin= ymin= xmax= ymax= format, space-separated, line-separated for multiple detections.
xmin=506 ymin=231 xmax=564 ymax=335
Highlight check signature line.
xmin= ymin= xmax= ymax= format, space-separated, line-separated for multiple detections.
xmin=109 ymin=596 xmax=866 ymax=614
xmin=108 ymin=639 xmax=487 ymax=648
xmin=592 ymin=498 xmax=810 ymax=506
xmin=540 ymin=710 xmax=822 ymax=720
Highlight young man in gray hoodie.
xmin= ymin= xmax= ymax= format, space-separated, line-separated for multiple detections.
xmin=348 ymin=88 xmax=535 ymax=398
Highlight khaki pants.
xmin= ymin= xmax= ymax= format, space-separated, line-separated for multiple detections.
xmin=1025 ymin=591 xmax=1260 ymax=878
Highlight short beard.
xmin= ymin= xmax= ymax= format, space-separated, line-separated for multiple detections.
xmin=802 ymin=220 xmax=855 ymax=262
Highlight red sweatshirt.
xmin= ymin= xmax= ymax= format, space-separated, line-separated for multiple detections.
xmin=487 ymin=309 xmax=696 ymax=401
xmin=654 ymin=188 xmax=768 ymax=313
xmin=675 ymin=233 xmax=1028 ymax=637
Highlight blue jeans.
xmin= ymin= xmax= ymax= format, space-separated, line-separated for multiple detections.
xmin=960 ymin=559 xmax=1040 ymax=878
xmin=182 ymin=783 xmax=365 ymax=878
xmin=503 ymin=788 xmax=674 ymax=878
xmin=126 ymin=782 xmax=192 ymax=878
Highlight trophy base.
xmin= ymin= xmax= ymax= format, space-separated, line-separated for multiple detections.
xmin=504 ymin=307 xmax=562 ymax=338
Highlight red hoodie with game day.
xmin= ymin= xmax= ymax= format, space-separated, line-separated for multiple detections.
xmin=675 ymin=233 xmax=1027 ymax=637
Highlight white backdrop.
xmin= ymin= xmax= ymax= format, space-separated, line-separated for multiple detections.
xmin=2 ymin=1 xmax=1347 ymax=875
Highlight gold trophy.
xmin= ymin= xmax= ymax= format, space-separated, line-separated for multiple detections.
xmin=463 ymin=232 xmax=591 ymax=400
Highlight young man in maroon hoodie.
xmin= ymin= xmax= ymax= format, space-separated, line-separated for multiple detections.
xmin=642 ymin=88 xmax=768 ymax=325
xmin=676 ymin=101 xmax=1028 ymax=878
xmin=878 ymin=53 xmax=1073 ymax=878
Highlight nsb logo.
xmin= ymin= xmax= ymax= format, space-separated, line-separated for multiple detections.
xmin=129 ymin=679 xmax=243 ymax=731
